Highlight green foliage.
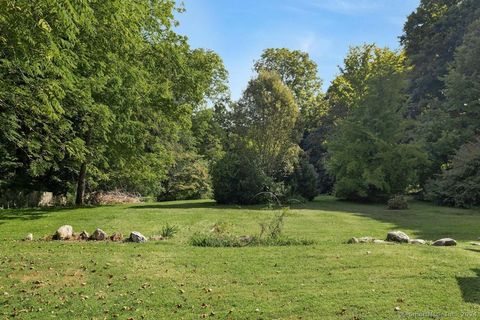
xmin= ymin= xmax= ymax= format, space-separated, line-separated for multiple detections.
xmin=327 ymin=45 xmax=428 ymax=201
xmin=233 ymin=70 xmax=300 ymax=178
xmin=426 ymin=138 xmax=480 ymax=208
xmin=190 ymin=208 xmax=314 ymax=247
xmin=211 ymin=152 xmax=268 ymax=205
xmin=160 ymin=223 xmax=179 ymax=238
xmin=254 ymin=48 xmax=326 ymax=133
xmin=401 ymin=0 xmax=480 ymax=116
xmin=387 ymin=195 xmax=409 ymax=210
xmin=158 ymin=150 xmax=211 ymax=201
xmin=289 ymin=153 xmax=318 ymax=201
xmin=0 ymin=0 xmax=228 ymax=203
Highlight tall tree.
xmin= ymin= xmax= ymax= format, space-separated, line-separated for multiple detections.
xmin=233 ymin=70 xmax=299 ymax=178
xmin=253 ymin=48 xmax=325 ymax=133
xmin=327 ymin=46 xmax=427 ymax=201
xmin=401 ymin=0 xmax=480 ymax=117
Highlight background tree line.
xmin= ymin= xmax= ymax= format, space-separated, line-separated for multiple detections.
xmin=1 ymin=0 xmax=480 ymax=208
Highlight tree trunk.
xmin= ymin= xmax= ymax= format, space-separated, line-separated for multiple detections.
xmin=75 ymin=162 xmax=87 ymax=206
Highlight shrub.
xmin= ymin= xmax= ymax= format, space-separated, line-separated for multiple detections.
xmin=289 ymin=153 xmax=318 ymax=201
xmin=426 ymin=138 xmax=480 ymax=208
xmin=158 ymin=152 xmax=211 ymax=201
xmin=211 ymin=152 xmax=268 ymax=204
xmin=387 ymin=195 xmax=409 ymax=210
xmin=160 ymin=223 xmax=179 ymax=238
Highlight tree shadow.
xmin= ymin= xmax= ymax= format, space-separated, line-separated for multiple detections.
xmin=0 ymin=205 xmax=98 ymax=222
xmin=299 ymin=197 xmax=480 ymax=241
xmin=457 ymin=269 xmax=480 ymax=304
xmin=129 ymin=200 xmax=274 ymax=211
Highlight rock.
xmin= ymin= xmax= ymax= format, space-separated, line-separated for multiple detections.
xmin=470 ymin=242 xmax=480 ymax=246
xmin=110 ymin=232 xmax=123 ymax=242
xmin=78 ymin=231 xmax=89 ymax=240
xmin=150 ymin=235 xmax=164 ymax=241
xmin=432 ymin=238 xmax=457 ymax=246
xmin=409 ymin=239 xmax=427 ymax=245
xmin=239 ymin=235 xmax=253 ymax=243
xmin=347 ymin=237 xmax=359 ymax=244
xmin=129 ymin=231 xmax=147 ymax=243
xmin=347 ymin=236 xmax=375 ymax=244
xmin=373 ymin=239 xmax=394 ymax=245
xmin=54 ymin=225 xmax=73 ymax=240
xmin=386 ymin=231 xmax=410 ymax=243
xmin=24 ymin=233 xmax=33 ymax=241
xmin=90 ymin=228 xmax=108 ymax=241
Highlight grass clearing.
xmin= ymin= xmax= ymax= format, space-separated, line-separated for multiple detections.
xmin=0 ymin=196 xmax=479 ymax=319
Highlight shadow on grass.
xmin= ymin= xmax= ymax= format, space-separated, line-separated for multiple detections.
xmin=130 ymin=197 xmax=480 ymax=241
xmin=457 ymin=269 xmax=480 ymax=304
xmin=0 ymin=205 xmax=98 ymax=222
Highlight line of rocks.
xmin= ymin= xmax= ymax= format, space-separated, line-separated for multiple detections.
xmin=23 ymin=225 xmax=159 ymax=243
xmin=347 ymin=231 xmax=457 ymax=247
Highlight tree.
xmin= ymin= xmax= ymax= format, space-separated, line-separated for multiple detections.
xmin=401 ymin=0 xmax=480 ymax=117
xmin=326 ymin=46 xmax=428 ymax=201
xmin=426 ymin=137 xmax=480 ymax=208
xmin=254 ymin=48 xmax=325 ymax=133
xmin=233 ymin=70 xmax=300 ymax=178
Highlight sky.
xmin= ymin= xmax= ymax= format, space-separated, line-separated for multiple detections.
xmin=176 ymin=0 xmax=420 ymax=100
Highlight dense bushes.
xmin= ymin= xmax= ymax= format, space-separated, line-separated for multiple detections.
xmin=426 ymin=138 xmax=480 ymax=208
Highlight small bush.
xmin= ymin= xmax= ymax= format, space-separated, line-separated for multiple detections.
xmin=190 ymin=207 xmax=315 ymax=247
xmin=160 ymin=223 xmax=179 ymax=238
xmin=387 ymin=195 xmax=408 ymax=210
xmin=189 ymin=233 xmax=314 ymax=247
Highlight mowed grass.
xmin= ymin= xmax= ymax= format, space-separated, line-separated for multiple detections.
xmin=0 ymin=196 xmax=480 ymax=319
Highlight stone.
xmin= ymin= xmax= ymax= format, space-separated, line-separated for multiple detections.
xmin=347 ymin=237 xmax=376 ymax=244
xmin=432 ymin=238 xmax=457 ymax=246
xmin=150 ymin=235 xmax=164 ymax=241
xmin=129 ymin=231 xmax=147 ymax=243
xmin=470 ymin=242 xmax=480 ymax=246
xmin=90 ymin=228 xmax=108 ymax=241
xmin=409 ymin=239 xmax=427 ymax=245
xmin=54 ymin=225 xmax=73 ymax=240
xmin=110 ymin=232 xmax=124 ymax=242
xmin=373 ymin=239 xmax=394 ymax=245
xmin=78 ymin=231 xmax=90 ymax=240
xmin=386 ymin=231 xmax=410 ymax=243
xmin=24 ymin=233 xmax=33 ymax=241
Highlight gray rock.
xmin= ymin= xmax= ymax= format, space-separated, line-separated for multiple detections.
xmin=54 ymin=225 xmax=73 ymax=240
xmin=90 ymin=228 xmax=108 ymax=241
xmin=78 ymin=231 xmax=90 ymax=240
xmin=347 ymin=236 xmax=376 ymax=244
xmin=386 ymin=231 xmax=410 ymax=243
xmin=129 ymin=231 xmax=147 ymax=243
xmin=432 ymin=238 xmax=457 ymax=246
xmin=24 ymin=233 xmax=33 ymax=241
xmin=409 ymin=239 xmax=427 ymax=245
xmin=373 ymin=239 xmax=394 ymax=244
xmin=347 ymin=237 xmax=359 ymax=244
xmin=150 ymin=235 xmax=164 ymax=241
xmin=110 ymin=232 xmax=124 ymax=242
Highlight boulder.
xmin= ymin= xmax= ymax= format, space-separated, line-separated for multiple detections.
xmin=373 ymin=239 xmax=394 ymax=245
xmin=386 ymin=231 xmax=410 ymax=243
xmin=110 ymin=232 xmax=124 ymax=242
xmin=78 ymin=231 xmax=90 ymax=240
xmin=24 ymin=233 xmax=33 ymax=241
xmin=432 ymin=238 xmax=457 ymax=246
xmin=90 ymin=228 xmax=108 ymax=241
xmin=347 ymin=236 xmax=375 ymax=244
xmin=129 ymin=231 xmax=147 ymax=243
xmin=409 ymin=239 xmax=427 ymax=245
xmin=54 ymin=225 xmax=73 ymax=240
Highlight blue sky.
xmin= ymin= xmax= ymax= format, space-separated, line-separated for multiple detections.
xmin=176 ymin=0 xmax=420 ymax=99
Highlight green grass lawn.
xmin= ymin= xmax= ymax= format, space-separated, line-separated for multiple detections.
xmin=1 ymin=196 xmax=479 ymax=319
